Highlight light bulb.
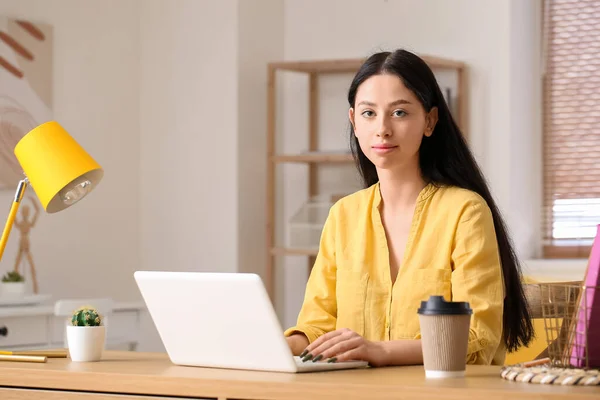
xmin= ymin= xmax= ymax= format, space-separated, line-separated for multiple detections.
xmin=59 ymin=175 xmax=93 ymax=206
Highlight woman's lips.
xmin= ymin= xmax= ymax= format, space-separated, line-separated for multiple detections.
xmin=372 ymin=144 xmax=398 ymax=154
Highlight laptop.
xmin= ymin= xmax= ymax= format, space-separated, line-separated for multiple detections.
xmin=133 ymin=271 xmax=369 ymax=373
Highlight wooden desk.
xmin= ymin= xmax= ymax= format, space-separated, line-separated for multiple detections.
xmin=0 ymin=351 xmax=597 ymax=400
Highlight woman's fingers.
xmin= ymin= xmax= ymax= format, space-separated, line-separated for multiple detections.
xmin=318 ymin=335 xmax=363 ymax=361
xmin=307 ymin=329 xmax=346 ymax=350
xmin=301 ymin=331 xmax=362 ymax=362
xmin=300 ymin=329 xmax=349 ymax=361
xmin=332 ymin=346 xmax=365 ymax=363
xmin=299 ymin=328 xmax=354 ymax=361
xmin=310 ymin=331 xmax=357 ymax=360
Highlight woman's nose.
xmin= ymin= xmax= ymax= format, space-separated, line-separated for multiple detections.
xmin=376 ymin=118 xmax=392 ymax=137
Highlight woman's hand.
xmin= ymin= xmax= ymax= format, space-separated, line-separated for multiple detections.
xmin=286 ymin=333 xmax=309 ymax=356
xmin=299 ymin=328 xmax=389 ymax=367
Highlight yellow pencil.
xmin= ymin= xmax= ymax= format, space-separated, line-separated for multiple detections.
xmin=0 ymin=354 xmax=47 ymax=363
xmin=0 ymin=350 xmax=67 ymax=358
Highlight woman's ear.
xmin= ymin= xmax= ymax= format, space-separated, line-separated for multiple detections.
xmin=349 ymin=108 xmax=356 ymax=133
xmin=424 ymin=107 xmax=438 ymax=137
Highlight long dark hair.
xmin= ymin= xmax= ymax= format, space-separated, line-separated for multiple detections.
xmin=348 ymin=49 xmax=533 ymax=353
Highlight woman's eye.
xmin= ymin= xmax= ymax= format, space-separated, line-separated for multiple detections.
xmin=361 ymin=110 xmax=374 ymax=117
xmin=393 ymin=110 xmax=406 ymax=117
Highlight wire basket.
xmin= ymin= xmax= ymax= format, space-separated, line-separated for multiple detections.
xmin=539 ymin=283 xmax=600 ymax=369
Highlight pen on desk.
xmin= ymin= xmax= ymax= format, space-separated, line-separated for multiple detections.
xmin=0 ymin=350 xmax=67 ymax=358
xmin=0 ymin=354 xmax=47 ymax=363
xmin=523 ymin=358 xmax=550 ymax=368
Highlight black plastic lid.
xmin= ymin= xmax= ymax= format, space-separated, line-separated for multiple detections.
xmin=417 ymin=296 xmax=473 ymax=316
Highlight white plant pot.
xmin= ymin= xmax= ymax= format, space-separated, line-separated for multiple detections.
xmin=1 ymin=282 xmax=26 ymax=297
xmin=67 ymin=325 xmax=106 ymax=362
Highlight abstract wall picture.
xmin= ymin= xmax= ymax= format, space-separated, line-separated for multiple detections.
xmin=0 ymin=17 xmax=52 ymax=190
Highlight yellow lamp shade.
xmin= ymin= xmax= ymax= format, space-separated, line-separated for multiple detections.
xmin=13 ymin=121 xmax=103 ymax=213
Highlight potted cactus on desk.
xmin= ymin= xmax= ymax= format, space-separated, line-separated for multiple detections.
xmin=1 ymin=271 xmax=26 ymax=297
xmin=67 ymin=306 xmax=106 ymax=362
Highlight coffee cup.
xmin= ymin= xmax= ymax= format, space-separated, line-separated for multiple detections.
xmin=417 ymin=295 xmax=472 ymax=378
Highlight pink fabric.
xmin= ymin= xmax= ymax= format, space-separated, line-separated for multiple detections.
xmin=571 ymin=224 xmax=600 ymax=368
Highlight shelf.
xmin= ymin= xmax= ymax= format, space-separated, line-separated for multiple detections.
xmin=268 ymin=56 xmax=465 ymax=74
xmin=271 ymin=247 xmax=318 ymax=256
xmin=272 ymin=152 xmax=353 ymax=163
xmin=269 ymin=58 xmax=365 ymax=74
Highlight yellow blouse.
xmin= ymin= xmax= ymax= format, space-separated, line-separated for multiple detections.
xmin=284 ymin=182 xmax=506 ymax=365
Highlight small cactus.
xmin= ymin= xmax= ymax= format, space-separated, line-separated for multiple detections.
xmin=71 ymin=306 xmax=103 ymax=327
xmin=1 ymin=271 xmax=24 ymax=282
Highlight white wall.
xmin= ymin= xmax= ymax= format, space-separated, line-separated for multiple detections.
xmin=0 ymin=0 xmax=141 ymax=301
xmin=237 ymin=0 xmax=284 ymax=279
xmin=138 ymin=0 xmax=240 ymax=352
xmin=0 ymin=0 xmax=284 ymax=352
xmin=508 ymin=0 xmax=543 ymax=261
xmin=139 ymin=0 xmax=239 ymax=275
xmin=139 ymin=0 xmax=284 ymax=349
xmin=139 ymin=0 xmax=284 ymax=279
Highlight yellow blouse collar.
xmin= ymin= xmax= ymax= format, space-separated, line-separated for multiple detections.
xmin=372 ymin=181 xmax=438 ymax=210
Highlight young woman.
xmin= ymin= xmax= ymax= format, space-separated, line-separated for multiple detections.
xmin=284 ymin=49 xmax=533 ymax=367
